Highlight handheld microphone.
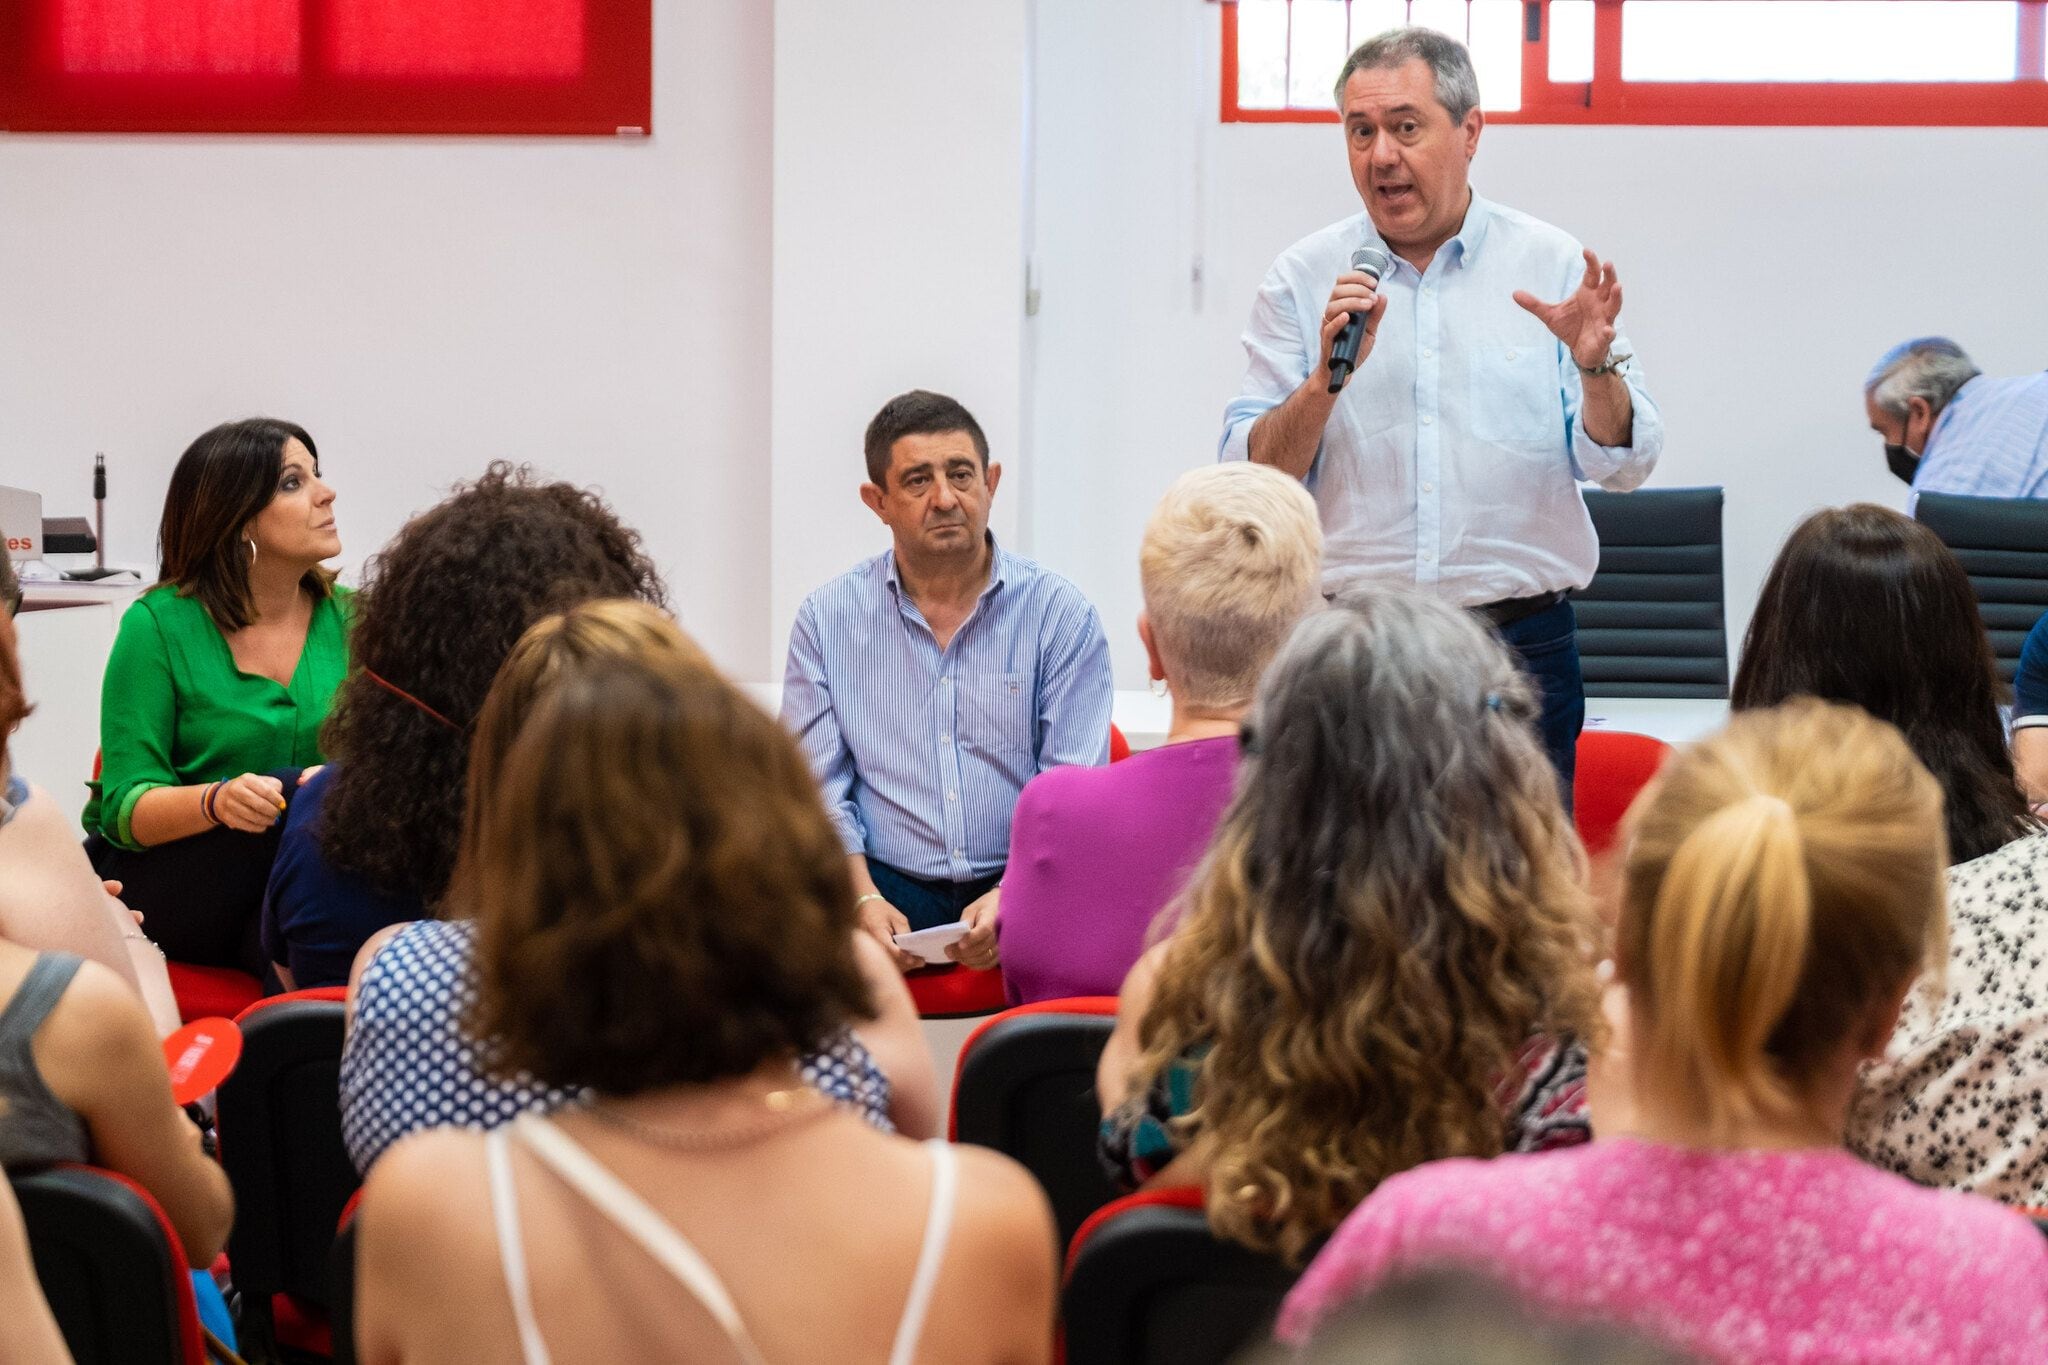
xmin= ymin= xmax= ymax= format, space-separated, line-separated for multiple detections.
xmin=1326 ymin=246 xmax=1391 ymax=394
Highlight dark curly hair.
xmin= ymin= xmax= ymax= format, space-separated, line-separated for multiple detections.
xmin=316 ymin=463 xmax=667 ymax=906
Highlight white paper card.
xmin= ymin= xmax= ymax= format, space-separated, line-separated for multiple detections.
xmin=892 ymin=920 xmax=971 ymax=965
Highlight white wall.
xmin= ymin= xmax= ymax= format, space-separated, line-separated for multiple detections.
xmin=770 ymin=0 xmax=1030 ymax=672
xmin=0 ymin=1 xmax=775 ymax=680
xmin=1029 ymin=0 xmax=2048 ymax=684
xmin=6 ymin=0 xmax=2044 ymax=718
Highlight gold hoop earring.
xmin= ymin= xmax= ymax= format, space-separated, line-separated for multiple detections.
xmin=246 ymin=538 xmax=258 ymax=565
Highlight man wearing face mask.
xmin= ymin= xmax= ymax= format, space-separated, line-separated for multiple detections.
xmin=1219 ymin=26 xmax=1661 ymax=803
xmin=1866 ymin=338 xmax=2048 ymax=506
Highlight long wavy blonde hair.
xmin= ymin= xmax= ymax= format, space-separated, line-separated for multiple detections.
xmin=1127 ymin=588 xmax=1601 ymax=1263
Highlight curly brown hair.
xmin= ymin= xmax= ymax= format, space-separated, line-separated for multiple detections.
xmin=1126 ymin=588 xmax=1601 ymax=1264
xmin=316 ymin=464 xmax=666 ymax=906
xmin=466 ymin=601 xmax=873 ymax=1094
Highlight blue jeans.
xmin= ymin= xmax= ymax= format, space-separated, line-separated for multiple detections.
xmin=866 ymin=859 xmax=1003 ymax=932
xmin=1491 ymin=598 xmax=1583 ymax=812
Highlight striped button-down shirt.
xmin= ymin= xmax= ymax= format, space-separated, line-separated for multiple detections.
xmin=1913 ymin=372 xmax=2048 ymax=506
xmin=1220 ymin=194 xmax=1662 ymax=606
xmin=781 ymin=539 xmax=1114 ymax=882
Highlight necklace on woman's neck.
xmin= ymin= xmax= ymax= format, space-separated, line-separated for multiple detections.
xmin=583 ymin=1085 xmax=834 ymax=1152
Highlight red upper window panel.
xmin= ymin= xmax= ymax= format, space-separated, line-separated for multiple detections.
xmin=0 ymin=0 xmax=648 ymax=133
xmin=60 ymin=0 xmax=298 ymax=75
xmin=324 ymin=0 xmax=584 ymax=80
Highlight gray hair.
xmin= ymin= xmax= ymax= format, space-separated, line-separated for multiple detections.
xmin=1865 ymin=337 xmax=1981 ymax=419
xmin=1333 ymin=26 xmax=1482 ymax=124
xmin=1239 ymin=585 xmax=1548 ymax=870
xmin=1140 ymin=465 xmax=1322 ymax=711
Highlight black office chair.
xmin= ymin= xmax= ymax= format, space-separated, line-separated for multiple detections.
xmin=1914 ymin=492 xmax=2048 ymax=683
xmin=327 ymin=1208 xmax=360 ymax=1365
xmin=1575 ymin=488 xmax=1729 ymax=698
xmin=950 ymin=1000 xmax=1121 ymax=1249
xmin=1062 ymin=1190 xmax=1303 ymax=1365
xmin=216 ymin=991 xmax=360 ymax=1362
xmin=13 ymin=1164 xmax=205 ymax=1364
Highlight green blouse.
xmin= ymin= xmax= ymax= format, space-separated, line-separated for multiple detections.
xmin=84 ymin=583 xmax=355 ymax=850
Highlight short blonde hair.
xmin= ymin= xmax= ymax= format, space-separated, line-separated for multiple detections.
xmin=1619 ymin=698 xmax=1947 ymax=1141
xmin=1140 ymin=465 xmax=1321 ymax=710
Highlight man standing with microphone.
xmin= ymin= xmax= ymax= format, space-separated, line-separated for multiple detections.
xmin=1221 ymin=27 xmax=1661 ymax=799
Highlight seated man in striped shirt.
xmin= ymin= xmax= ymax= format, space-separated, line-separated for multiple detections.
xmin=782 ymin=390 xmax=1115 ymax=973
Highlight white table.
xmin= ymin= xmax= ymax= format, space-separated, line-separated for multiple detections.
xmin=1583 ymin=697 xmax=1728 ymax=747
xmin=740 ymin=684 xmax=1726 ymax=753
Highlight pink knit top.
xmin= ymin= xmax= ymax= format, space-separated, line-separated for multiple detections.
xmin=1278 ymin=1137 xmax=2048 ymax=1364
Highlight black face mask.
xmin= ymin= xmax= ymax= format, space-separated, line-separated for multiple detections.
xmin=1885 ymin=440 xmax=1920 ymax=485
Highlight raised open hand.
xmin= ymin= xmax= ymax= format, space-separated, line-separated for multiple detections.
xmin=1513 ymin=249 xmax=1624 ymax=371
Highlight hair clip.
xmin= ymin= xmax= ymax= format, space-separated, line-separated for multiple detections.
xmin=1484 ymin=693 xmax=1505 ymax=713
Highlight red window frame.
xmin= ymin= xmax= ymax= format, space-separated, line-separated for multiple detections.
xmin=0 ymin=0 xmax=651 ymax=134
xmin=1220 ymin=0 xmax=2048 ymax=126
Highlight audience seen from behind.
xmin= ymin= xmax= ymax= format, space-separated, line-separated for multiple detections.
xmin=1279 ymin=701 xmax=2048 ymax=1362
xmin=354 ymin=610 xmax=1055 ymax=1364
xmin=0 ymin=596 xmax=235 ymax=1275
xmin=0 ymin=570 xmax=181 ymax=1036
xmin=999 ymin=463 xmax=1321 ymax=1005
xmin=782 ymin=389 xmax=1113 ymax=973
xmin=263 ymin=464 xmax=668 ymax=989
xmin=1865 ymin=337 xmax=2048 ymax=500
xmin=85 ymin=418 xmax=349 ymax=976
xmin=1097 ymin=588 xmax=1601 ymax=1264
xmin=1729 ymin=503 xmax=2048 ymax=1201
xmin=341 ymin=600 xmax=937 ymax=1174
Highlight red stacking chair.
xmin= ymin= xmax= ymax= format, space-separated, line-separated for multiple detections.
xmin=165 ymin=963 xmax=266 ymax=1024
xmin=951 ymin=998 xmax=1120 ymax=1248
xmin=1061 ymin=1187 xmax=1302 ymax=1365
xmin=327 ymin=1190 xmax=366 ymax=1365
xmin=905 ymin=964 xmax=1009 ymax=1019
xmin=1109 ymin=723 xmax=1131 ymax=763
xmin=1573 ymin=729 xmax=1673 ymax=857
xmin=216 ymin=988 xmax=358 ymax=1361
xmin=13 ymin=1163 xmax=208 ymax=1364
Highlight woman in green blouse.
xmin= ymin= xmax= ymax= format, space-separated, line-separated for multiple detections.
xmin=86 ymin=418 xmax=350 ymax=973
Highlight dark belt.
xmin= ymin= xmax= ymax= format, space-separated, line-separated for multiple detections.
xmin=1475 ymin=589 xmax=1566 ymax=629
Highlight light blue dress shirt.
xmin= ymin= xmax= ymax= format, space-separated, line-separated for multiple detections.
xmin=1220 ymin=194 xmax=1662 ymax=606
xmin=1912 ymin=372 xmax=2048 ymax=506
xmin=781 ymin=538 xmax=1114 ymax=883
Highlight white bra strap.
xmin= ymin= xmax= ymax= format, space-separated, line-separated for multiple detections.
xmin=487 ymin=1127 xmax=553 ymax=1365
xmin=888 ymin=1140 xmax=960 ymax=1365
xmin=511 ymin=1113 xmax=771 ymax=1365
